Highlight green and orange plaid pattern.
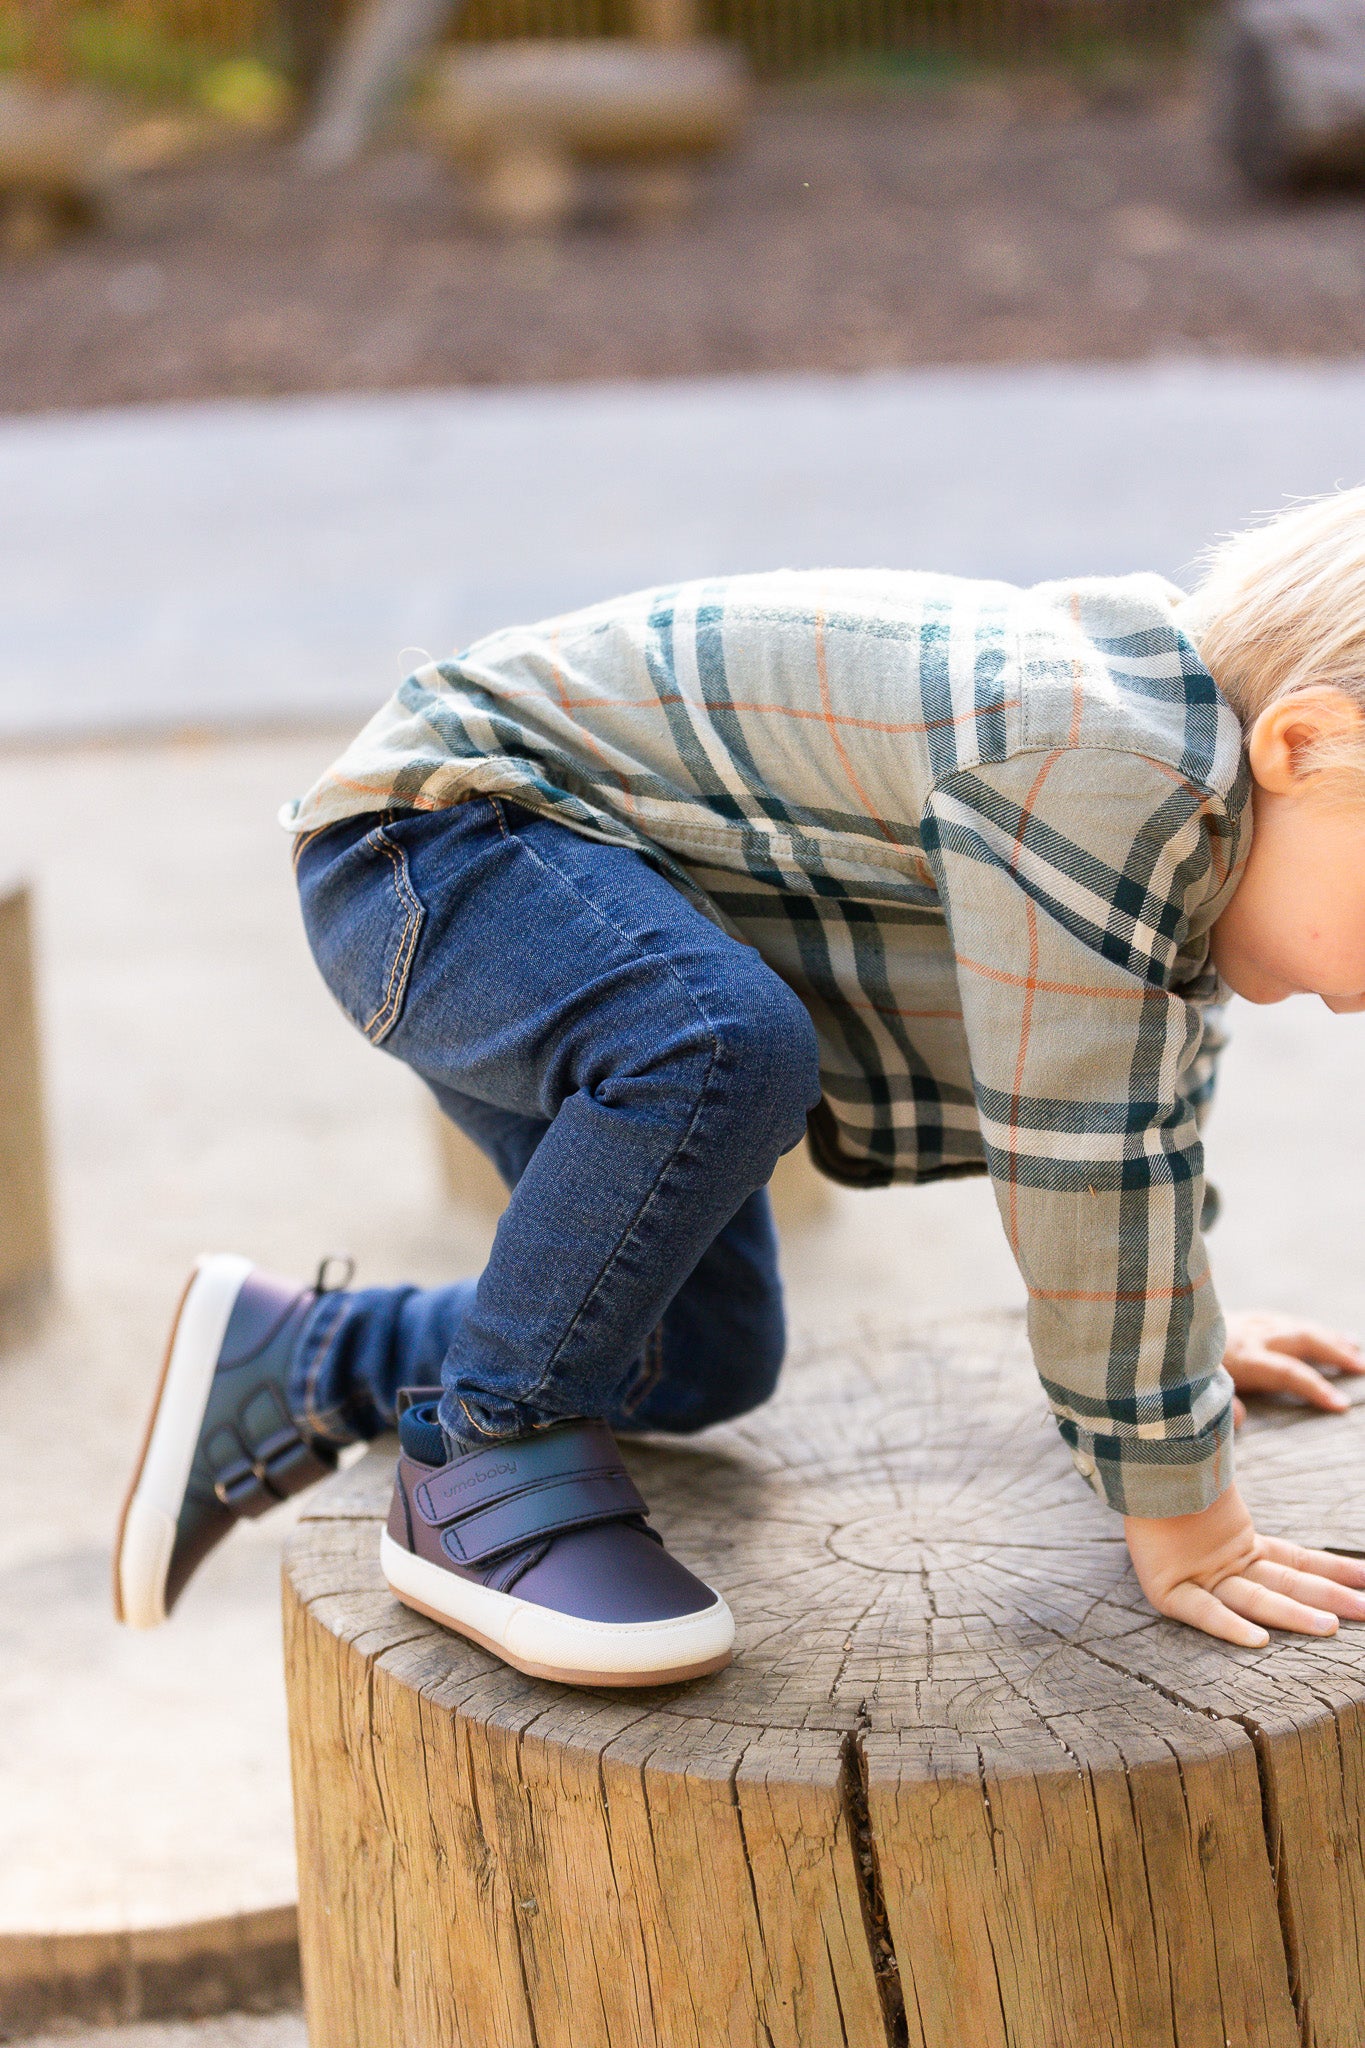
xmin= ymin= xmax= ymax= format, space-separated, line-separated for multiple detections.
xmin=286 ymin=567 xmax=1251 ymax=1516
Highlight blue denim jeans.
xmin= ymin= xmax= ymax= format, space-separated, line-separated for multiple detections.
xmin=290 ymin=799 xmax=822 ymax=1451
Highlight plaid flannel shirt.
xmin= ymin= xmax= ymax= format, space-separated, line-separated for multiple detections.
xmin=286 ymin=568 xmax=1251 ymax=1516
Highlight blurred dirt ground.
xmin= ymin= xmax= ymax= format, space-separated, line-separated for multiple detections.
xmin=4 ymin=70 xmax=1365 ymax=415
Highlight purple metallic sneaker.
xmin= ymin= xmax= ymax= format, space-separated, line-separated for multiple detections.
xmin=115 ymin=1255 xmax=337 ymax=1629
xmin=383 ymin=1401 xmax=735 ymax=1687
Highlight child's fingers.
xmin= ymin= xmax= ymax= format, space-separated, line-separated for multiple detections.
xmin=1236 ymin=1350 xmax=1350 ymax=1410
xmin=1258 ymin=1537 xmax=1365 ymax=1588
xmin=1266 ymin=1324 xmax=1365 ymax=1371
xmin=1243 ymin=1557 xmax=1365 ymax=1620
xmin=1215 ymin=1574 xmax=1339 ymax=1636
xmin=1232 ymin=1394 xmax=1247 ymax=1429
xmin=1267 ymin=1357 xmax=1351 ymax=1409
xmin=1160 ymin=1580 xmax=1269 ymax=1648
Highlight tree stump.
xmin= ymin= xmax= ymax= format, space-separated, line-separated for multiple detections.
xmin=283 ymin=1312 xmax=1365 ymax=2048
xmin=0 ymin=879 xmax=53 ymax=1342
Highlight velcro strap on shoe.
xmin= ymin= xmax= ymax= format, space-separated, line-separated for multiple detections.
xmin=411 ymin=1420 xmax=629 ymax=1528
xmin=440 ymin=1469 xmax=649 ymax=1566
xmin=409 ymin=1420 xmax=650 ymax=1566
xmin=210 ymin=1407 xmax=336 ymax=1517
xmin=254 ymin=1427 xmax=335 ymax=1497
xmin=213 ymin=1455 xmax=277 ymax=1517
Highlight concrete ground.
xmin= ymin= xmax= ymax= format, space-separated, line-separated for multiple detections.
xmin=21 ymin=2021 xmax=304 ymax=2048
xmin=5 ymin=365 xmax=1365 ymax=2037
xmin=4 ymin=361 xmax=1365 ymax=739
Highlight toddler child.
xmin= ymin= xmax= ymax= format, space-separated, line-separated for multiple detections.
xmin=116 ymin=489 xmax=1365 ymax=1685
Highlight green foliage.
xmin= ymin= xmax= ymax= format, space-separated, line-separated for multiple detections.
xmin=197 ymin=53 xmax=292 ymax=122
xmin=0 ymin=5 xmax=290 ymax=111
xmin=67 ymin=9 xmax=214 ymax=94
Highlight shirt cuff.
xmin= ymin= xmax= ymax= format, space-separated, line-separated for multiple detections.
xmin=1060 ymin=1396 xmax=1236 ymax=1518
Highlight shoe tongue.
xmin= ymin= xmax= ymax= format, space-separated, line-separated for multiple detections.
xmin=398 ymin=1402 xmax=448 ymax=1467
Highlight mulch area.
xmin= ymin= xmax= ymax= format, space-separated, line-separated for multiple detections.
xmin=4 ymin=68 xmax=1365 ymax=413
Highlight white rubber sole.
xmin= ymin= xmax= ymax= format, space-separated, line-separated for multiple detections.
xmin=114 ymin=1253 xmax=255 ymax=1629
xmin=380 ymin=1528 xmax=735 ymax=1687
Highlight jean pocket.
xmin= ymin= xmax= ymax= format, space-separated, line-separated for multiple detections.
xmin=298 ymin=816 xmax=427 ymax=1047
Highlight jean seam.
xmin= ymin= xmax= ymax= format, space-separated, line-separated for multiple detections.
xmin=457 ymin=1396 xmax=511 ymax=1441
xmin=362 ymin=824 xmax=425 ymax=1045
xmin=485 ymin=817 xmax=729 ymax=1406
xmin=618 ymin=1319 xmax=666 ymax=1418
xmin=291 ymin=825 xmax=328 ymax=873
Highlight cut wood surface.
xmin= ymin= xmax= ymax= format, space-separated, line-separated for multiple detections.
xmin=284 ymin=1311 xmax=1365 ymax=2048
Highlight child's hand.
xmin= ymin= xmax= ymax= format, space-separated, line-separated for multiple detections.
xmin=1224 ymin=1309 xmax=1365 ymax=1425
xmin=1124 ymin=1484 xmax=1365 ymax=1648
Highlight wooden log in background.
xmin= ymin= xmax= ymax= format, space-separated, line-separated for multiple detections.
xmin=0 ymin=878 xmax=53 ymax=1342
xmin=0 ymin=1906 xmax=301 ymax=2040
xmin=284 ymin=1311 xmax=1365 ymax=2048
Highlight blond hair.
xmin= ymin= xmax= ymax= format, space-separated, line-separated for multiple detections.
xmin=1176 ymin=486 xmax=1365 ymax=783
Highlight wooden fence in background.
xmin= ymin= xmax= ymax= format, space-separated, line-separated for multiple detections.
xmin=2 ymin=0 xmax=1204 ymax=88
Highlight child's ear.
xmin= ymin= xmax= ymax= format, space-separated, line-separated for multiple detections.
xmin=1247 ymin=686 xmax=1364 ymax=793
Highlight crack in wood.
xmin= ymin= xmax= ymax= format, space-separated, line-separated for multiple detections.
xmin=1296 ymin=1676 xmax=1365 ymax=2033
xmin=727 ymin=1738 xmax=780 ymax=2036
xmin=974 ymin=1745 xmax=1002 ymax=1875
xmin=919 ymin=1562 xmax=937 ymax=1682
xmin=839 ymin=1723 xmax=909 ymax=2048
xmin=823 ymin=1927 xmax=852 ymax=2048
xmin=360 ymin=1658 xmax=405 ymax=1995
xmin=497 ymin=1720 xmax=545 ymax=2048
xmin=1235 ymin=1714 xmax=1308 ymax=2048
xmin=982 ymin=1918 xmax=1016 ymax=2048
xmin=1071 ymin=1636 xmax=1308 ymax=2047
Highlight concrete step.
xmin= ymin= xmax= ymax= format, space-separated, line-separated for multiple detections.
xmin=6 ymin=364 xmax=1365 ymax=741
xmin=21 ymin=2017 xmax=306 ymax=2048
